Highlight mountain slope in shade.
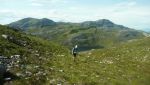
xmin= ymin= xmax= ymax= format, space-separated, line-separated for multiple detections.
xmin=8 ymin=18 xmax=146 ymax=51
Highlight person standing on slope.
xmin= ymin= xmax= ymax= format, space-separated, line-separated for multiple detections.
xmin=72 ymin=45 xmax=78 ymax=61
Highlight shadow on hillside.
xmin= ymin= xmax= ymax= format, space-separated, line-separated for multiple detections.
xmin=0 ymin=71 xmax=20 ymax=85
xmin=78 ymin=46 xmax=104 ymax=52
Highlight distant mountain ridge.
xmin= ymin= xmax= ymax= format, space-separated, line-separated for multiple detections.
xmin=8 ymin=18 xmax=147 ymax=51
xmin=8 ymin=18 xmax=128 ymax=30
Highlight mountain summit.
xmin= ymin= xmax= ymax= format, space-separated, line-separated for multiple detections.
xmin=81 ymin=19 xmax=114 ymax=28
xmin=8 ymin=18 xmax=56 ymax=30
xmin=81 ymin=19 xmax=127 ymax=29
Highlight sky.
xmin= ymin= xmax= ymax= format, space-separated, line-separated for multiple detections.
xmin=0 ymin=0 xmax=150 ymax=31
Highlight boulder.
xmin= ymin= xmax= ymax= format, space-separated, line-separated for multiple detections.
xmin=1 ymin=34 xmax=8 ymax=39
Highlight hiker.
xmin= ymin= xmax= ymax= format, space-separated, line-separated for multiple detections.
xmin=72 ymin=45 xmax=78 ymax=61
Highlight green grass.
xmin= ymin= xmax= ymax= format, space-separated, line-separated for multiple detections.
xmin=44 ymin=37 xmax=150 ymax=85
xmin=0 ymin=25 xmax=149 ymax=85
xmin=0 ymin=25 xmax=69 ymax=85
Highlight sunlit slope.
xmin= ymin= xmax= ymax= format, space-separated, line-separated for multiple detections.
xmin=51 ymin=37 xmax=150 ymax=85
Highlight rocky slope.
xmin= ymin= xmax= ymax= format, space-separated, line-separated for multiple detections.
xmin=0 ymin=25 xmax=69 ymax=85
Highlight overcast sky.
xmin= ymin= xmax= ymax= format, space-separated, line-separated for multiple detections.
xmin=0 ymin=0 xmax=150 ymax=31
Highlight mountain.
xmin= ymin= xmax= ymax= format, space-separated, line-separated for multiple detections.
xmin=8 ymin=18 xmax=147 ymax=51
xmin=8 ymin=18 xmax=56 ymax=30
xmin=81 ymin=19 xmax=126 ymax=29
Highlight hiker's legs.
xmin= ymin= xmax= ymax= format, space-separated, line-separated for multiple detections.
xmin=73 ymin=53 xmax=76 ymax=57
xmin=73 ymin=53 xmax=77 ymax=62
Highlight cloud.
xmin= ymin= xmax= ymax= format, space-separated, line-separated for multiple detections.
xmin=49 ymin=0 xmax=68 ymax=3
xmin=29 ymin=0 xmax=69 ymax=8
xmin=116 ymin=1 xmax=137 ymax=6
xmin=0 ymin=9 xmax=13 ymax=13
xmin=0 ymin=9 xmax=21 ymax=24
xmin=30 ymin=3 xmax=43 ymax=6
xmin=112 ymin=1 xmax=137 ymax=12
xmin=29 ymin=0 xmax=68 ymax=4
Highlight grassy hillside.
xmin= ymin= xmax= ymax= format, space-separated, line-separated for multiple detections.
xmin=50 ymin=36 xmax=150 ymax=85
xmin=8 ymin=18 xmax=146 ymax=51
xmin=0 ymin=25 xmax=69 ymax=85
xmin=81 ymin=37 xmax=150 ymax=85
xmin=0 ymin=25 xmax=150 ymax=85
